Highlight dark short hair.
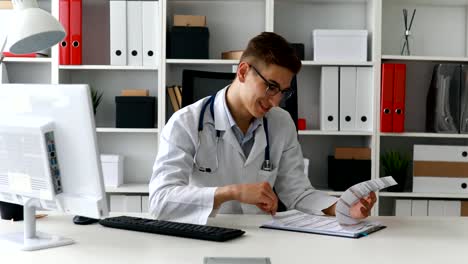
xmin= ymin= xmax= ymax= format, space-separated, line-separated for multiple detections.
xmin=240 ymin=32 xmax=302 ymax=74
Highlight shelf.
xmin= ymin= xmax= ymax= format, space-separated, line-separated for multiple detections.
xmin=105 ymin=183 xmax=149 ymax=194
xmin=2 ymin=57 xmax=52 ymax=63
xmin=381 ymin=55 xmax=468 ymax=63
xmin=166 ymin=59 xmax=238 ymax=65
xmin=276 ymin=0 xmax=367 ymax=2
xmin=379 ymin=132 xmax=468 ymax=139
xmin=166 ymin=59 xmax=374 ymax=66
xmin=301 ymin=60 xmax=373 ymax=66
xmin=379 ymin=192 xmax=468 ymax=199
xmin=388 ymin=0 xmax=468 ymax=6
xmin=299 ymin=130 xmax=373 ymax=136
xmin=59 ymin=65 xmax=158 ymax=71
xmin=96 ymin=128 xmax=159 ymax=133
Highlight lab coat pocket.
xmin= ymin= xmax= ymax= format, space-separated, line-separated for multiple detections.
xmin=257 ymin=168 xmax=278 ymax=187
xmin=194 ymin=128 xmax=219 ymax=173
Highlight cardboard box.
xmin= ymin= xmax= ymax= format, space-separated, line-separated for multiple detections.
xmin=0 ymin=1 xmax=13 ymax=9
xmin=222 ymin=50 xmax=243 ymax=60
xmin=121 ymin=89 xmax=149 ymax=96
xmin=335 ymin=147 xmax=371 ymax=160
xmin=174 ymin=15 xmax=206 ymax=27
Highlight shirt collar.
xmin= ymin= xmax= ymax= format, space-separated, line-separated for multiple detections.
xmin=221 ymin=86 xmax=262 ymax=132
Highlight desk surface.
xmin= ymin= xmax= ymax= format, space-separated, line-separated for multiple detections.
xmin=0 ymin=214 xmax=467 ymax=264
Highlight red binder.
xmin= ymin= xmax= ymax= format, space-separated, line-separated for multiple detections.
xmin=393 ymin=64 xmax=406 ymax=133
xmin=59 ymin=0 xmax=70 ymax=65
xmin=380 ymin=64 xmax=394 ymax=132
xmin=69 ymin=0 xmax=82 ymax=65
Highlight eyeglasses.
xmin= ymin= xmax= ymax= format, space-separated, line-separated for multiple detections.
xmin=250 ymin=65 xmax=294 ymax=100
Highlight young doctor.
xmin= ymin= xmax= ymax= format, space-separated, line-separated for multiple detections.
xmin=149 ymin=32 xmax=376 ymax=225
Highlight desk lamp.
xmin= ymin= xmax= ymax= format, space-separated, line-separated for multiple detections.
xmin=0 ymin=0 xmax=65 ymax=63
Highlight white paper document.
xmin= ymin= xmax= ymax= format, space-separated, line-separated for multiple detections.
xmin=336 ymin=176 xmax=397 ymax=225
xmin=261 ymin=210 xmax=385 ymax=238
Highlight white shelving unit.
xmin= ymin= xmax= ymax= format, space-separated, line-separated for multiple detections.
xmin=4 ymin=0 xmax=468 ymax=216
xmin=378 ymin=0 xmax=468 ymax=216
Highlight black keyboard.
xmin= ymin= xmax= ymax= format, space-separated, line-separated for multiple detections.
xmin=99 ymin=216 xmax=245 ymax=242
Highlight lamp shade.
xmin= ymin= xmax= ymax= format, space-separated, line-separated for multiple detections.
xmin=8 ymin=0 xmax=65 ymax=54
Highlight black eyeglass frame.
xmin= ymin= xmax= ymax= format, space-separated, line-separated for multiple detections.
xmin=250 ymin=65 xmax=294 ymax=100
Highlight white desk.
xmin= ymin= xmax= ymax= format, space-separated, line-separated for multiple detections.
xmin=0 ymin=214 xmax=467 ymax=264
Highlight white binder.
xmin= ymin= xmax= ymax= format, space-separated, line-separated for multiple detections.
xmin=339 ymin=67 xmax=357 ymax=131
xmin=428 ymin=200 xmax=445 ymax=216
xmin=127 ymin=0 xmax=143 ymax=66
xmin=110 ymin=195 xmax=142 ymax=213
xmin=355 ymin=67 xmax=373 ymax=131
xmin=411 ymin=200 xmax=428 ymax=216
xmin=395 ymin=199 xmax=412 ymax=216
xmin=320 ymin=67 xmax=339 ymax=131
xmin=142 ymin=0 xmax=159 ymax=66
xmin=110 ymin=0 xmax=127 ymax=66
xmin=414 ymin=144 xmax=468 ymax=162
xmin=141 ymin=195 xmax=149 ymax=213
xmin=444 ymin=200 xmax=461 ymax=216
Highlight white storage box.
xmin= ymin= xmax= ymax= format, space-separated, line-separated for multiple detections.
xmin=313 ymin=30 xmax=368 ymax=62
xmin=101 ymin=154 xmax=124 ymax=187
xmin=413 ymin=145 xmax=468 ymax=193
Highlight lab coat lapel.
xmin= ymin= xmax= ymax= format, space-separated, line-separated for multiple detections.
xmin=214 ymin=87 xmax=245 ymax=159
xmin=244 ymin=120 xmax=267 ymax=167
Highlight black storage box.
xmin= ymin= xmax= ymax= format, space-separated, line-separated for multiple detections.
xmin=328 ymin=156 xmax=371 ymax=191
xmin=168 ymin=26 xmax=209 ymax=59
xmin=289 ymin=43 xmax=305 ymax=60
xmin=0 ymin=202 xmax=23 ymax=221
xmin=115 ymin=96 xmax=156 ymax=128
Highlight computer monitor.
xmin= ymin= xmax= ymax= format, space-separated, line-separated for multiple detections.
xmin=181 ymin=69 xmax=299 ymax=130
xmin=0 ymin=84 xmax=109 ymax=251
xmin=181 ymin=69 xmax=235 ymax=107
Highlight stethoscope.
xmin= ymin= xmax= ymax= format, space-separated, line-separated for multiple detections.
xmin=193 ymin=92 xmax=273 ymax=173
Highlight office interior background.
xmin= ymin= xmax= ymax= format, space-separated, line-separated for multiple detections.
xmin=2 ymin=0 xmax=468 ymax=219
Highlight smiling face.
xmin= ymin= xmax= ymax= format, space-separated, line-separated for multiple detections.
xmin=237 ymin=62 xmax=294 ymax=119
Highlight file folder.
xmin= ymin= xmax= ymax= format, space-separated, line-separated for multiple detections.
xmin=320 ymin=66 xmax=339 ymax=131
xmin=355 ymin=67 xmax=373 ymax=131
xmin=340 ymin=67 xmax=357 ymax=131
xmin=460 ymin=65 xmax=468 ymax=133
xmin=380 ymin=64 xmax=394 ymax=132
xmin=411 ymin=200 xmax=428 ymax=216
xmin=69 ymin=0 xmax=82 ymax=65
xmin=393 ymin=64 xmax=406 ymax=132
xmin=127 ymin=0 xmax=143 ymax=66
xmin=395 ymin=199 xmax=411 ymax=216
xmin=59 ymin=0 xmax=70 ymax=65
xmin=142 ymin=0 xmax=159 ymax=66
xmin=426 ymin=64 xmax=460 ymax=133
xmin=110 ymin=0 xmax=127 ymax=66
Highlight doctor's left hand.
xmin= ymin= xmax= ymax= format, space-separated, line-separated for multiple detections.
xmin=349 ymin=191 xmax=377 ymax=219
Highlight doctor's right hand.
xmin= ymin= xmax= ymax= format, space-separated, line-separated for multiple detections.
xmin=214 ymin=182 xmax=278 ymax=215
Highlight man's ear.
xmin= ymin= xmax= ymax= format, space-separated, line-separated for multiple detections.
xmin=237 ymin=62 xmax=250 ymax=83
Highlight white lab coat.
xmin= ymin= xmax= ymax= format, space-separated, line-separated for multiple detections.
xmin=149 ymin=87 xmax=337 ymax=224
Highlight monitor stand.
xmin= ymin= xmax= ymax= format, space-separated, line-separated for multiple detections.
xmin=0 ymin=198 xmax=74 ymax=251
